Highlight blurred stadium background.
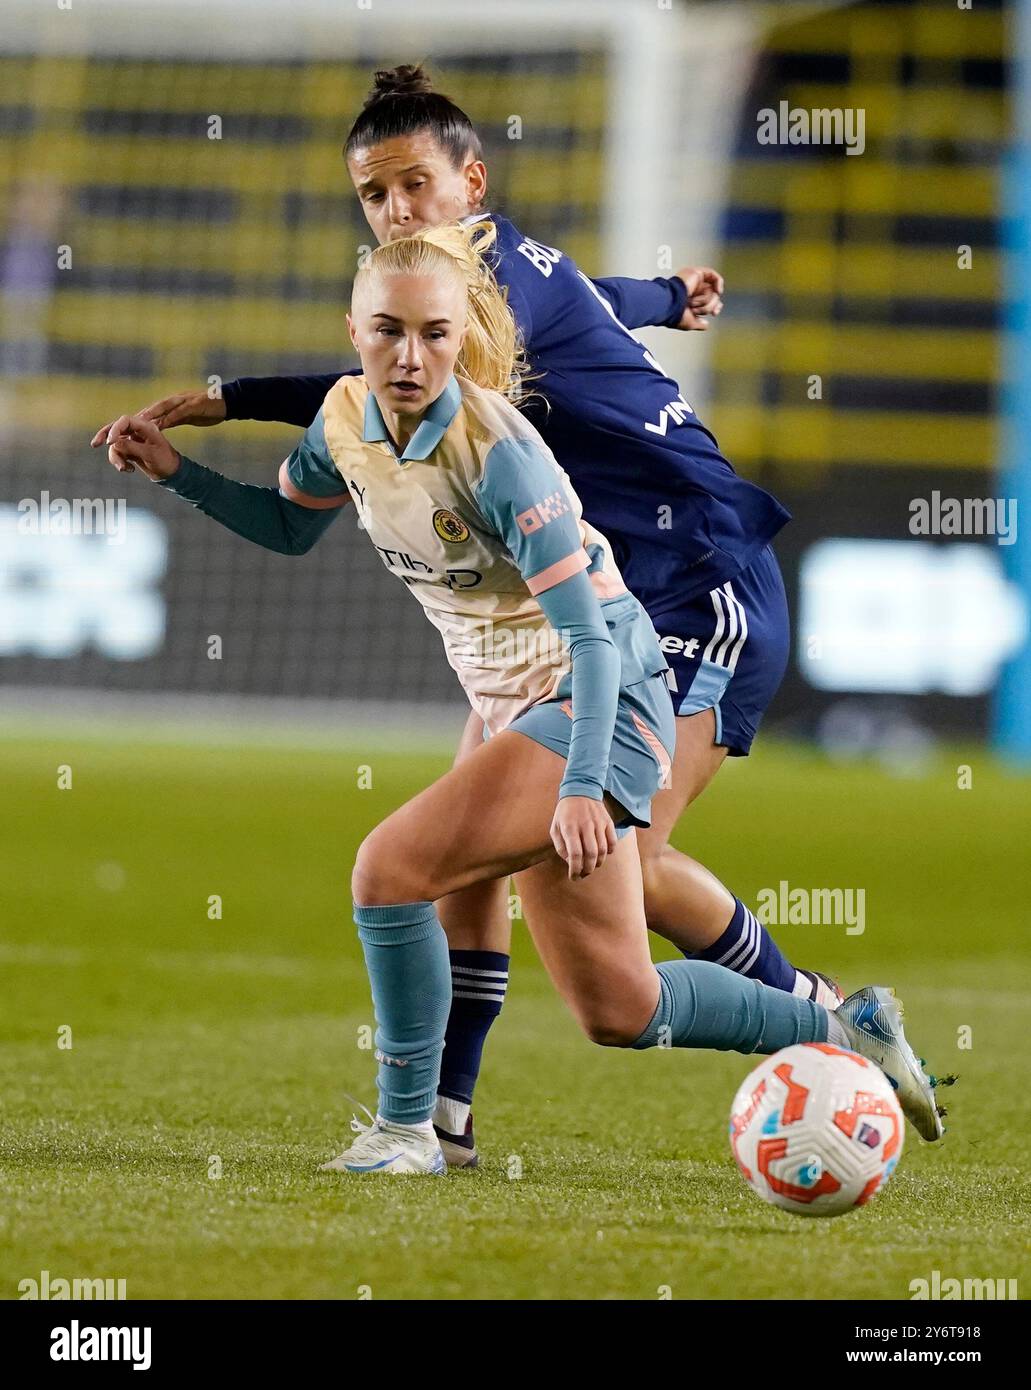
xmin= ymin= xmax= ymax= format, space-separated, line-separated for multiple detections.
xmin=1 ymin=0 xmax=1025 ymax=760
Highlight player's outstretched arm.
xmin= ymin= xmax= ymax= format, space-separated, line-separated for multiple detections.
xmin=475 ymin=436 xmax=621 ymax=879
xmin=90 ymin=391 xmax=226 ymax=447
xmin=591 ymin=265 xmax=724 ymax=332
xmin=91 ymin=371 xmax=359 ymax=443
xmin=101 ymin=413 xmax=346 ymax=556
xmin=534 ymin=569 xmax=621 ymax=880
xmin=222 ymin=372 xmax=354 ymax=427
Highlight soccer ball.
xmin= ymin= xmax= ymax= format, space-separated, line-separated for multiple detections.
xmin=729 ymin=1042 xmax=904 ymax=1218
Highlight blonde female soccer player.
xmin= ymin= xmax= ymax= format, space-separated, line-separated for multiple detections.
xmin=101 ymin=223 xmax=944 ymax=1170
xmin=93 ymin=64 xmax=844 ymax=1169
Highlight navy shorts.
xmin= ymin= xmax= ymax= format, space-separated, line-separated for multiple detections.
xmin=509 ymin=670 xmax=676 ymax=832
xmin=646 ymin=544 xmax=790 ymax=756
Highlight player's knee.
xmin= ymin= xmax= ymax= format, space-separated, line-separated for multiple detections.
xmin=584 ymin=1022 xmax=639 ymax=1048
xmin=639 ymin=842 xmax=676 ymax=902
xmin=352 ymin=832 xmax=420 ymax=907
xmin=572 ymin=974 xmax=659 ymax=1047
xmin=578 ymin=1006 xmax=646 ymax=1048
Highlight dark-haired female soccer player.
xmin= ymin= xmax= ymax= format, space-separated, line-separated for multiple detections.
xmin=93 ymin=65 xmax=843 ymax=1167
xmin=100 ymin=222 xmax=944 ymax=1170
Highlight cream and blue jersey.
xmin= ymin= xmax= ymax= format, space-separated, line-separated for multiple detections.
xmin=278 ymin=372 xmax=668 ymax=752
xmin=159 ymin=370 xmax=672 ymax=808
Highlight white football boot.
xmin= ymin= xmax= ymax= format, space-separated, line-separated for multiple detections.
xmin=834 ymin=985 xmax=954 ymax=1142
xmin=320 ymin=1109 xmax=447 ymax=1176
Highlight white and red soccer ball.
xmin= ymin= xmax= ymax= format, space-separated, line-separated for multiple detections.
xmin=729 ymin=1042 xmax=904 ymax=1218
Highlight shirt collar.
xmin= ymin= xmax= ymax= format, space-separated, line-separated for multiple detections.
xmin=362 ymin=375 xmax=463 ymax=462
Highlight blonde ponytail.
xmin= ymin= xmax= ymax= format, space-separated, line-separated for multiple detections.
xmin=353 ymin=220 xmax=534 ymax=404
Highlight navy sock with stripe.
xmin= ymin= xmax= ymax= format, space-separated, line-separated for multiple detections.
xmin=689 ymin=897 xmax=797 ymax=993
xmin=437 ymin=949 xmax=510 ymax=1108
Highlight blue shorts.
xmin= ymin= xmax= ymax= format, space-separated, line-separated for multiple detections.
xmin=509 ymin=670 xmax=676 ymax=831
xmin=647 ymin=544 xmax=789 ymax=756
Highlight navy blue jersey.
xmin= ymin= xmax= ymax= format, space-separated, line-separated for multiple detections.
xmin=223 ymin=213 xmax=789 ymax=606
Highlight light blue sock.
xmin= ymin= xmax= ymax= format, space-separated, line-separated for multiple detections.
xmin=632 ymin=958 xmax=828 ymax=1053
xmin=354 ymin=900 xmax=452 ymax=1125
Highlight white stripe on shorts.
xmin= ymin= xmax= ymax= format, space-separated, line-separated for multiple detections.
xmin=723 ymin=582 xmax=749 ymax=673
xmin=713 ymin=585 xmax=740 ymax=667
xmin=702 ymin=588 xmax=727 ymax=663
xmin=703 ymin=582 xmax=750 ymax=673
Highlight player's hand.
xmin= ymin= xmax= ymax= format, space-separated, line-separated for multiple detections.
xmin=90 ymin=390 xmax=226 ymax=448
xmin=103 ymin=414 xmax=182 ymax=482
xmin=674 ymin=266 xmax=724 ymax=330
xmin=550 ymin=796 xmax=618 ymax=880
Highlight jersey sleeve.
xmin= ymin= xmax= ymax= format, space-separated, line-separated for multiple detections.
xmin=157 ymin=454 xmax=343 ymax=556
xmin=277 ymin=408 xmax=352 ymax=510
xmin=533 ymin=569 xmax=620 ymax=802
xmin=477 ymin=435 xmax=620 ymax=803
xmin=489 ymin=218 xmax=687 ymax=344
xmin=475 ymin=437 xmax=589 ymax=595
xmin=223 ymin=370 xmax=358 ymax=427
xmin=590 ymin=274 xmax=688 ymax=330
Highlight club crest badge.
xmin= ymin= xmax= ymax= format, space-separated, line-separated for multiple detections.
xmin=433 ymin=508 xmax=470 ymax=544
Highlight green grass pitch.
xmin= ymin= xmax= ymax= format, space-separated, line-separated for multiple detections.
xmin=2 ymin=726 xmax=1029 ymax=1300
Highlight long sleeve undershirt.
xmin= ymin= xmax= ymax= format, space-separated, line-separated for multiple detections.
xmin=155 ymin=453 xmax=343 ymax=554
xmin=534 ymin=569 xmax=620 ymax=802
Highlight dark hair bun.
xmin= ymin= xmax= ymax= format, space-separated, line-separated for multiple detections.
xmin=344 ymin=61 xmax=481 ymax=166
xmin=366 ymin=64 xmax=434 ymax=107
